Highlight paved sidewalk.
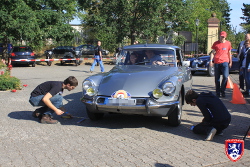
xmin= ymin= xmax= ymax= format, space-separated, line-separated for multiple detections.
xmin=0 ymin=64 xmax=249 ymax=167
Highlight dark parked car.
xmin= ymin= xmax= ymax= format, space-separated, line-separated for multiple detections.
xmin=49 ymin=46 xmax=82 ymax=66
xmin=77 ymin=44 xmax=109 ymax=55
xmin=52 ymin=46 xmax=76 ymax=58
xmin=81 ymin=44 xmax=192 ymax=127
xmin=9 ymin=46 xmax=36 ymax=67
xmin=187 ymin=54 xmax=239 ymax=77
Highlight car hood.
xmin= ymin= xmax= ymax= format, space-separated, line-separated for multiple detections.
xmin=97 ymin=65 xmax=178 ymax=97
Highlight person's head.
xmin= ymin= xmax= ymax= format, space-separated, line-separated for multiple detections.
xmin=130 ymin=53 xmax=138 ymax=64
xmin=145 ymin=50 xmax=155 ymax=58
xmin=245 ymin=33 xmax=250 ymax=40
xmin=63 ymin=76 xmax=78 ymax=91
xmin=219 ymin=31 xmax=227 ymax=41
xmin=245 ymin=39 xmax=250 ymax=48
xmin=133 ymin=40 xmax=138 ymax=44
xmin=97 ymin=40 xmax=101 ymax=46
xmin=185 ymin=89 xmax=199 ymax=106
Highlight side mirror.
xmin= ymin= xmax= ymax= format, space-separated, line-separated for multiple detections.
xmin=182 ymin=61 xmax=190 ymax=67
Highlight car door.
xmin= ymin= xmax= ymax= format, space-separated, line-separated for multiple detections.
xmin=177 ymin=49 xmax=192 ymax=92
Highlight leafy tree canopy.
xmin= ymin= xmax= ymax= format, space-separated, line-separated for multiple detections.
xmin=0 ymin=0 xmax=77 ymax=50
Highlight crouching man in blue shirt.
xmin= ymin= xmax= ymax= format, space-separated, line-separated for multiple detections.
xmin=185 ymin=90 xmax=231 ymax=141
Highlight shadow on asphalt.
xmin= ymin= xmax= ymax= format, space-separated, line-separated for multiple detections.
xmin=7 ymin=81 xmax=250 ymax=149
xmin=155 ymin=163 xmax=174 ymax=167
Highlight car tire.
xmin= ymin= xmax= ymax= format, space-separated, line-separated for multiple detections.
xmin=207 ymin=65 xmax=214 ymax=77
xmin=32 ymin=63 xmax=36 ymax=67
xmin=191 ymin=71 xmax=196 ymax=75
xmin=47 ymin=61 xmax=52 ymax=66
xmin=86 ymin=109 xmax=104 ymax=121
xmin=60 ymin=61 xmax=64 ymax=65
xmin=75 ymin=60 xmax=80 ymax=66
xmin=167 ymin=93 xmax=182 ymax=127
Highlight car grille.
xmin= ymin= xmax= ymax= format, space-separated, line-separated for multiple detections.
xmin=97 ymin=97 xmax=146 ymax=105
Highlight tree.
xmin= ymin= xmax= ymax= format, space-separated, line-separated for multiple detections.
xmin=240 ymin=3 xmax=250 ymax=33
xmin=79 ymin=0 xmax=171 ymax=51
xmin=0 ymin=0 xmax=78 ymax=51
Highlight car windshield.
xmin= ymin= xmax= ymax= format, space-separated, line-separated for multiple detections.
xmin=116 ymin=48 xmax=176 ymax=66
xmin=13 ymin=47 xmax=32 ymax=52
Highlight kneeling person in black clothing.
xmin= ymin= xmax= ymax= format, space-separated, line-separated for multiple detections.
xmin=29 ymin=76 xmax=78 ymax=124
xmin=185 ymin=90 xmax=231 ymax=141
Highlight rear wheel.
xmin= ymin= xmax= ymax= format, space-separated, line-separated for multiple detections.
xmin=32 ymin=63 xmax=36 ymax=67
xmin=167 ymin=93 xmax=182 ymax=126
xmin=207 ymin=65 xmax=214 ymax=77
xmin=86 ymin=108 xmax=104 ymax=121
xmin=47 ymin=61 xmax=52 ymax=66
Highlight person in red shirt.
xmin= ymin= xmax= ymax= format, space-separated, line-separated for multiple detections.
xmin=210 ymin=31 xmax=232 ymax=97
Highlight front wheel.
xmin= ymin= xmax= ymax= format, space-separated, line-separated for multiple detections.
xmin=86 ymin=109 xmax=104 ymax=121
xmin=167 ymin=93 xmax=182 ymax=126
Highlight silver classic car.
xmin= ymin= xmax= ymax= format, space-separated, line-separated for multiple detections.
xmin=81 ymin=44 xmax=192 ymax=126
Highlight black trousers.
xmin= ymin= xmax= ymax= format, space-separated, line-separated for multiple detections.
xmin=193 ymin=118 xmax=231 ymax=135
xmin=239 ymin=72 xmax=245 ymax=90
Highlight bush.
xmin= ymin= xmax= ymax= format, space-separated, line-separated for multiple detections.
xmin=0 ymin=62 xmax=21 ymax=91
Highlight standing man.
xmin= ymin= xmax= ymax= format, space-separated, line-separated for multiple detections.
xmin=210 ymin=31 xmax=232 ymax=97
xmin=239 ymin=39 xmax=250 ymax=97
xmin=90 ymin=40 xmax=104 ymax=73
xmin=237 ymin=32 xmax=250 ymax=91
xmin=185 ymin=90 xmax=231 ymax=141
xmin=29 ymin=76 xmax=78 ymax=124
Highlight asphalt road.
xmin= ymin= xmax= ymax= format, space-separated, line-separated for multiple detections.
xmin=0 ymin=62 xmax=250 ymax=167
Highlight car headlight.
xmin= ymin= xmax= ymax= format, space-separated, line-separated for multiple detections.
xmin=162 ymin=82 xmax=175 ymax=94
xmin=197 ymin=59 xmax=203 ymax=64
xmin=152 ymin=88 xmax=163 ymax=98
xmin=82 ymin=79 xmax=97 ymax=96
xmin=82 ymin=80 xmax=93 ymax=90
xmin=86 ymin=87 xmax=96 ymax=96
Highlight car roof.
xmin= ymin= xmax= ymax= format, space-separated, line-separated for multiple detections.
xmin=123 ymin=43 xmax=180 ymax=50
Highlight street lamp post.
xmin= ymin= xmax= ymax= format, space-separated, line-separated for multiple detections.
xmin=195 ymin=19 xmax=199 ymax=55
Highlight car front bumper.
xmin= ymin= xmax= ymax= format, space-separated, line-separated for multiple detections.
xmin=81 ymin=96 xmax=178 ymax=117
xmin=190 ymin=67 xmax=208 ymax=71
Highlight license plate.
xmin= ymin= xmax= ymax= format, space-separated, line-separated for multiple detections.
xmin=107 ymin=98 xmax=136 ymax=106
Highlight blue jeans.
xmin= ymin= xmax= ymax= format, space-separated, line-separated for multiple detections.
xmin=29 ymin=94 xmax=63 ymax=116
xmin=214 ymin=62 xmax=229 ymax=95
xmin=242 ymin=67 xmax=250 ymax=92
xmin=90 ymin=55 xmax=104 ymax=72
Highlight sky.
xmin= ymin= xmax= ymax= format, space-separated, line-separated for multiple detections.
xmin=70 ymin=0 xmax=247 ymax=33
xmin=227 ymin=0 xmax=246 ymax=32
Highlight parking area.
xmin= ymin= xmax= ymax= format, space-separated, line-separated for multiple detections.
xmin=0 ymin=63 xmax=250 ymax=167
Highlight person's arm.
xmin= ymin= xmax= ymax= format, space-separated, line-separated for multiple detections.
xmin=196 ymin=102 xmax=212 ymax=122
xmin=42 ymin=92 xmax=64 ymax=115
xmin=210 ymin=49 xmax=215 ymax=67
xmin=228 ymin=50 xmax=232 ymax=68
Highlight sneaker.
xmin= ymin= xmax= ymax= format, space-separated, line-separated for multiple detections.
xmin=90 ymin=71 xmax=93 ymax=73
xmin=204 ymin=128 xmax=217 ymax=141
xmin=32 ymin=109 xmax=41 ymax=118
xmin=242 ymin=91 xmax=248 ymax=95
xmin=40 ymin=114 xmax=58 ymax=124
xmin=217 ymin=131 xmax=223 ymax=136
xmin=32 ymin=107 xmax=47 ymax=118
xmin=244 ymin=93 xmax=249 ymax=97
